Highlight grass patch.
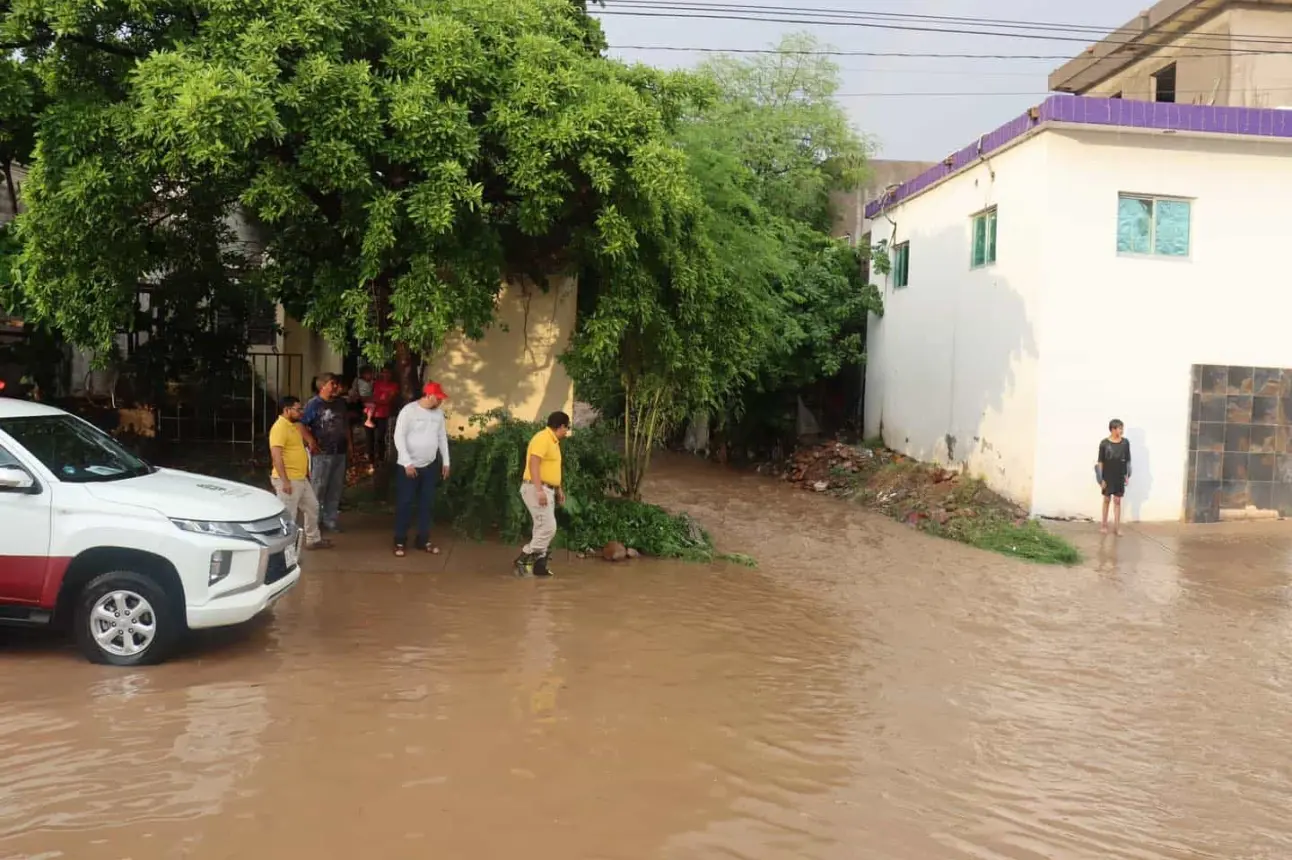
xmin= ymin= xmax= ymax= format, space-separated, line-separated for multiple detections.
xmin=926 ymin=511 xmax=1081 ymax=565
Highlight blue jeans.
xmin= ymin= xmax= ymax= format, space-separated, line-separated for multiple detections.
xmin=310 ymin=453 xmax=347 ymax=529
xmin=395 ymin=461 xmax=441 ymax=547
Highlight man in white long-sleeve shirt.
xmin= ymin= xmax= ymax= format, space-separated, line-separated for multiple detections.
xmin=392 ymin=381 xmax=452 ymax=557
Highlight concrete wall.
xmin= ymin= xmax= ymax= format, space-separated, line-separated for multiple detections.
xmin=1084 ymin=10 xmax=1235 ymax=104
xmin=830 ymin=160 xmax=936 ymax=243
xmin=279 ymin=312 xmax=339 ymax=400
xmin=1228 ymin=7 xmax=1292 ymax=108
xmin=863 ymin=134 xmax=1049 ymax=506
xmin=1031 ymin=128 xmax=1292 ymax=522
xmin=427 ymin=276 xmax=577 ymax=438
xmin=1071 ymin=5 xmax=1292 ymax=108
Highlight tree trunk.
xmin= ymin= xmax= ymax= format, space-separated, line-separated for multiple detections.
xmin=395 ymin=340 xmax=418 ymax=401
xmin=1 ymin=161 xmax=17 ymax=219
xmin=621 ymin=373 xmax=667 ymax=501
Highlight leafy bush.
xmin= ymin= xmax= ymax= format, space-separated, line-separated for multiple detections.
xmin=435 ymin=410 xmax=718 ymax=560
xmin=562 ymin=497 xmax=713 ymax=561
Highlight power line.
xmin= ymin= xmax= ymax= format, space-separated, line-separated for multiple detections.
xmin=593 ymin=3 xmax=1292 ymax=55
xmin=833 ymin=85 xmax=1292 ymax=97
xmin=832 ymin=67 xmax=1066 ymax=77
xmin=614 ymin=45 xmax=1073 ymax=59
xmin=610 ymin=44 xmax=1292 ymax=62
xmin=600 ymin=1 xmax=1292 ymax=47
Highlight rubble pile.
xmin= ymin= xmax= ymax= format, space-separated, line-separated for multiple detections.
xmin=763 ymin=439 xmax=1030 ymax=530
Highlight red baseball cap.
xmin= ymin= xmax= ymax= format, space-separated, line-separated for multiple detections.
xmin=422 ymin=381 xmax=449 ymax=400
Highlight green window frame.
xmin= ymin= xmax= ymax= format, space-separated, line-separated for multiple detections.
xmin=1116 ymin=194 xmax=1191 ymax=257
xmin=893 ymin=241 xmax=910 ymax=288
xmin=971 ymin=207 xmax=997 ymax=269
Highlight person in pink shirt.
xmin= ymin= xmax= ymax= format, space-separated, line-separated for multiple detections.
xmin=369 ymin=367 xmax=400 ymax=465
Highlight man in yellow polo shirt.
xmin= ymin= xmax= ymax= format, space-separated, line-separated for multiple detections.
xmin=270 ymin=396 xmax=329 ymax=550
xmin=515 ymin=411 xmax=571 ymax=577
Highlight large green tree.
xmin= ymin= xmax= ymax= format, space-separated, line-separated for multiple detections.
xmin=2 ymin=0 xmax=699 ymax=397
xmin=564 ymin=35 xmax=883 ymax=492
xmin=688 ymin=35 xmax=882 ymax=397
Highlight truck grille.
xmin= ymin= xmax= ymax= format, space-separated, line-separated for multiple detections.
xmin=265 ymin=551 xmax=290 ymax=585
xmin=245 ymin=514 xmax=293 ymax=541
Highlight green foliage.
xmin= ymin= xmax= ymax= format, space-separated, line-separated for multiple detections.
xmin=686 ymin=35 xmax=884 ymax=403
xmin=435 ymin=409 xmax=621 ymax=542
xmin=3 ymin=0 xmax=706 ymax=386
xmin=564 ymin=34 xmax=886 ymax=483
xmin=690 ymin=32 xmax=871 ymax=230
xmin=927 ymin=513 xmax=1081 ymax=566
xmin=560 ymin=497 xmax=713 ymax=561
xmin=434 ymin=410 xmax=718 ymax=560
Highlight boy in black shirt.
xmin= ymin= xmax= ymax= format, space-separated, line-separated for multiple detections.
xmin=1096 ymin=418 xmax=1132 ymax=535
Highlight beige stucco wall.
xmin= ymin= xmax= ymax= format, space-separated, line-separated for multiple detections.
xmin=281 ymin=312 xmax=342 ymax=399
xmin=1085 ymin=10 xmax=1234 ymax=103
xmin=830 ymin=160 xmax=936 ymax=242
xmin=429 ymin=276 xmax=577 ymax=438
xmin=1227 ymin=7 xmax=1292 ymax=108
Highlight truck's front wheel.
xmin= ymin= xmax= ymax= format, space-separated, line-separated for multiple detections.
xmin=74 ymin=571 xmax=179 ymax=666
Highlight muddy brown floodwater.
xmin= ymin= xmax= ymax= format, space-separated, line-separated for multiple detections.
xmin=4 ymin=455 xmax=1292 ymax=859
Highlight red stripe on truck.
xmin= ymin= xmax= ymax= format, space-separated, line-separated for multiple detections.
xmin=0 ymin=556 xmax=71 ymax=607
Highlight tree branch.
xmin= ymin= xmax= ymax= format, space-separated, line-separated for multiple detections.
xmin=0 ymin=32 xmax=144 ymax=59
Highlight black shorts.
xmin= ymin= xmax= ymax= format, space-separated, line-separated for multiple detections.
xmin=1103 ymin=476 xmax=1126 ymax=498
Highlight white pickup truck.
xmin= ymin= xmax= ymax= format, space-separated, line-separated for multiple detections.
xmin=0 ymin=397 xmax=303 ymax=666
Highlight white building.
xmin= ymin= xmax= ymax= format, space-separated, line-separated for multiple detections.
xmin=864 ymin=94 xmax=1292 ymax=523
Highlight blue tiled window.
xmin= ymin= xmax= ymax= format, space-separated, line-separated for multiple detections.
xmin=1117 ymin=194 xmax=1191 ymax=257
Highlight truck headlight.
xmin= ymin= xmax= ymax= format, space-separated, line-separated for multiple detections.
xmin=171 ymin=519 xmax=247 ymax=539
xmin=209 ymin=550 xmax=232 ymax=586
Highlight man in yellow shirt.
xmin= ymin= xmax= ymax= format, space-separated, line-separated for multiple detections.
xmin=515 ymin=411 xmax=570 ymax=577
xmin=270 ymin=396 xmax=329 ymax=549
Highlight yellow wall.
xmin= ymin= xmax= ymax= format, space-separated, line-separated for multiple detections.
xmin=429 ymin=276 xmax=577 ymax=438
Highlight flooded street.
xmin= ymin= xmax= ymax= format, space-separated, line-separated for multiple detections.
xmin=3 ymin=456 xmax=1292 ymax=859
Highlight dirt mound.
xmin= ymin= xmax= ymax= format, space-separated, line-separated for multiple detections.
xmin=762 ymin=439 xmax=1030 ymax=530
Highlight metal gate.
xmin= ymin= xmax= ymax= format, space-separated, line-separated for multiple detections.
xmin=155 ymin=352 xmax=304 ymax=446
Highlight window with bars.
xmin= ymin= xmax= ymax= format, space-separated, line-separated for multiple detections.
xmin=214 ymin=299 xmax=278 ymax=346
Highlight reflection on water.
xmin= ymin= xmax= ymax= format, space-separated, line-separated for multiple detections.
xmin=0 ymin=674 xmax=269 ymax=849
xmin=2 ymin=454 xmax=1292 ymax=859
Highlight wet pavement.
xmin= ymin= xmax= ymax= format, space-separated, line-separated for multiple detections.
xmin=3 ymin=456 xmax=1292 ymax=859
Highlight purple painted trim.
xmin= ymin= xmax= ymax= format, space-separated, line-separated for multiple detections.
xmin=864 ymin=94 xmax=1292 ymax=219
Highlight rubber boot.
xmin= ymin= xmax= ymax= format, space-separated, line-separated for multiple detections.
xmin=514 ymin=552 xmax=535 ymax=577
xmin=532 ymin=551 xmax=552 ymax=578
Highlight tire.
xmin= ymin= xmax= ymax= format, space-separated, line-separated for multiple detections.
xmin=73 ymin=571 xmax=179 ymax=666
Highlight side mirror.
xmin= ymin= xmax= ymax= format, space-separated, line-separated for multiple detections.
xmin=0 ymin=465 xmax=35 ymax=491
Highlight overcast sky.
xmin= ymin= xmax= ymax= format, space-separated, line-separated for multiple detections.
xmin=596 ymin=0 xmax=1146 ymax=160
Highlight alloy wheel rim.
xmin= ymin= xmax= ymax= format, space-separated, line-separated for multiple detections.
xmin=89 ymin=590 xmax=157 ymax=657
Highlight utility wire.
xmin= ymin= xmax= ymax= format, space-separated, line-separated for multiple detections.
xmin=833 ymin=85 xmax=1292 ymax=97
xmin=593 ymin=4 xmax=1292 ymax=55
xmin=602 ymin=1 xmax=1292 ymax=47
xmin=611 ymin=44 xmax=1292 ymax=61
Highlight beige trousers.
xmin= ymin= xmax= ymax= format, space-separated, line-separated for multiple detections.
xmin=272 ymin=477 xmax=322 ymax=545
xmin=520 ymin=483 xmax=558 ymax=555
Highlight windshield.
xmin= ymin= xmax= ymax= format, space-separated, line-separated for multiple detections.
xmin=0 ymin=414 xmax=154 ymax=483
